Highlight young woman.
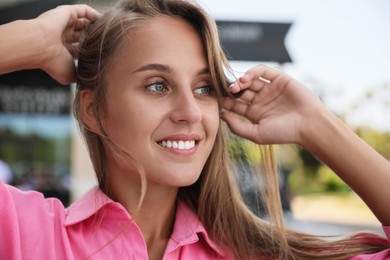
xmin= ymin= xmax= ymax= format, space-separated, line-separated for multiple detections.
xmin=1 ymin=0 xmax=389 ymax=259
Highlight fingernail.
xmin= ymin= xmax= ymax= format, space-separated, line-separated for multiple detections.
xmin=219 ymin=111 xmax=226 ymax=119
xmin=239 ymin=73 xmax=250 ymax=83
xmin=228 ymin=82 xmax=236 ymax=88
xmin=238 ymin=76 xmax=246 ymax=83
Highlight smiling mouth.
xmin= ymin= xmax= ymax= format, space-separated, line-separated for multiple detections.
xmin=158 ymin=140 xmax=196 ymax=150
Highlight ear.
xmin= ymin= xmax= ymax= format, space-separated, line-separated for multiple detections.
xmin=79 ymin=88 xmax=101 ymax=134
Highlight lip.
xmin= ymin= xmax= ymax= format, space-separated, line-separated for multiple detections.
xmin=156 ymin=134 xmax=201 ymax=155
xmin=157 ymin=134 xmax=201 ymax=142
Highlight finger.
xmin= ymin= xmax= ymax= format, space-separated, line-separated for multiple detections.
xmin=221 ymin=97 xmax=250 ymax=116
xmin=220 ymin=111 xmax=259 ymax=142
xmin=225 ymin=82 xmax=254 ymax=100
xmin=63 ymin=29 xmax=82 ymax=44
xmin=226 ymin=82 xmax=246 ymax=98
xmin=238 ymin=89 xmax=257 ymax=103
xmin=59 ymin=49 xmax=77 ymax=84
xmin=73 ymin=4 xmax=101 ymax=22
xmin=240 ymin=82 xmax=269 ymax=104
xmin=228 ymin=73 xmax=269 ymax=98
xmin=65 ymin=19 xmax=89 ymax=43
xmin=73 ymin=18 xmax=88 ymax=31
xmin=227 ymin=81 xmax=242 ymax=94
xmin=240 ymin=76 xmax=270 ymax=91
xmin=67 ymin=43 xmax=79 ymax=59
xmin=240 ymin=65 xmax=281 ymax=83
xmin=47 ymin=57 xmax=76 ymax=85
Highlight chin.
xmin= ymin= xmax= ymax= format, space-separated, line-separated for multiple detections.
xmin=160 ymin=171 xmax=202 ymax=188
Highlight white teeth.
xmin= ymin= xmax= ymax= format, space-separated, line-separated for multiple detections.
xmin=159 ymin=140 xmax=195 ymax=150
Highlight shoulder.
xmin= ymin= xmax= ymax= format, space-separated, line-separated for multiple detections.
xmin=0 ymin=181 xmax=68 ymax=258
xmin=0 ymin=180 xmax=66 ymax=226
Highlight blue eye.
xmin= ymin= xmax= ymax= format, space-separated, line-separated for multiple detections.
xmin=194 ymin=85 xmax=213 ymax=96
xmin=146 ymin=81 xmax=168 ymax=93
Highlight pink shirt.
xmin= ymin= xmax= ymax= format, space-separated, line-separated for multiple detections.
xmin=0 ymin=182 xmax=231 ymax=259
xmin=0 ymin=181 xmax=389 ymax=259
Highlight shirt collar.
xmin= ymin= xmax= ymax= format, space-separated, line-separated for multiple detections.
xmin=65 ymin=187 xmax=129 ymax=226
xmin=168 ymin=200 xmax=226 ymax=257
xmin=65 ymin=187 xmax=225 ymax=257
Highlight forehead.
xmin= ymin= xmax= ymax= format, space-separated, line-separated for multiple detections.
xmin=108 ymin=16 xmax=208 ymax=76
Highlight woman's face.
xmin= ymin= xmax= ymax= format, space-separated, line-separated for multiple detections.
xmin=102 ymin=17 xmax=219 ymax=187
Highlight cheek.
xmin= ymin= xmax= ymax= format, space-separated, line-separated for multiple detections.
xmin=205 ymin=104 xmax=220 ymax=137
xmin=103 ymin=103 xmax=138 ymax=142
xmin=105 ymin=101 xmax=162 ymax=145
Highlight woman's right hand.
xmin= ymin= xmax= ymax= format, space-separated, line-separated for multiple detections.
xmin=35 ymin=4 xmax=100 ymax=84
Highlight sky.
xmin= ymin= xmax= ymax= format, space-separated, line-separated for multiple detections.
xmin=199 ymin=0 xmax=390 ymax=131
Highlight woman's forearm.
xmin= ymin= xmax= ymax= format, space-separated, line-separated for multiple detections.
xmin=0 ymin=19 xmax=45 ymax=74
xmin=302 ymin=111 xmax=390 ymax=225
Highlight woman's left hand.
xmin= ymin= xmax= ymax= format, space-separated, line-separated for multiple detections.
xmin=221 ymin=65 xmax=390 ymax=226
xmin=220 ymin=65 xmax=327 ymax=146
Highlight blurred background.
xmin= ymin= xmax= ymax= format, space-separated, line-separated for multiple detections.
xmin=0 ymin=0 xmax=389 ymax=237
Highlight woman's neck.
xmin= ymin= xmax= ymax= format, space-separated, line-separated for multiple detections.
xmin=108 ymin=171 xmax=179 ymax=255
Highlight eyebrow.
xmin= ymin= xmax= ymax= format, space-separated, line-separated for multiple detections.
xmin=133 ymin=63 xmax=210 ymax=77
xmin=134 ymin=63 xmax=172 ymax=74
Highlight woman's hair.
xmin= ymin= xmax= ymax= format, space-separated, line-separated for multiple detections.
xmin=74 ymin=0 xmax=390 ymax=259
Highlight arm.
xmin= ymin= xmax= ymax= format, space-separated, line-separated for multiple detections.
xmin=221 ymin=65 xmax=390 ymax=225
xmin=0 ymin=19 xmax=44 ymax=76
xmin=302 ymin=108 xmax=390 ymax=226
xmin=0 ymin=4 xmax=100 ymax=84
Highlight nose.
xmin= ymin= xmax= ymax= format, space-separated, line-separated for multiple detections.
xmin=170 ymin=89 xmax=202 ymax=124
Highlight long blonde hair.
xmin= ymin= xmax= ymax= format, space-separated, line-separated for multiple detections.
xmin=74 ymin=0 xmax=390 ymax=259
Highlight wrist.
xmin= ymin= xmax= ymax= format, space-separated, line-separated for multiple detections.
xmin=33 ymin=18 xmax=54 ymax=72
xmin=298 ymin=109 xmax=345 ymax=152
